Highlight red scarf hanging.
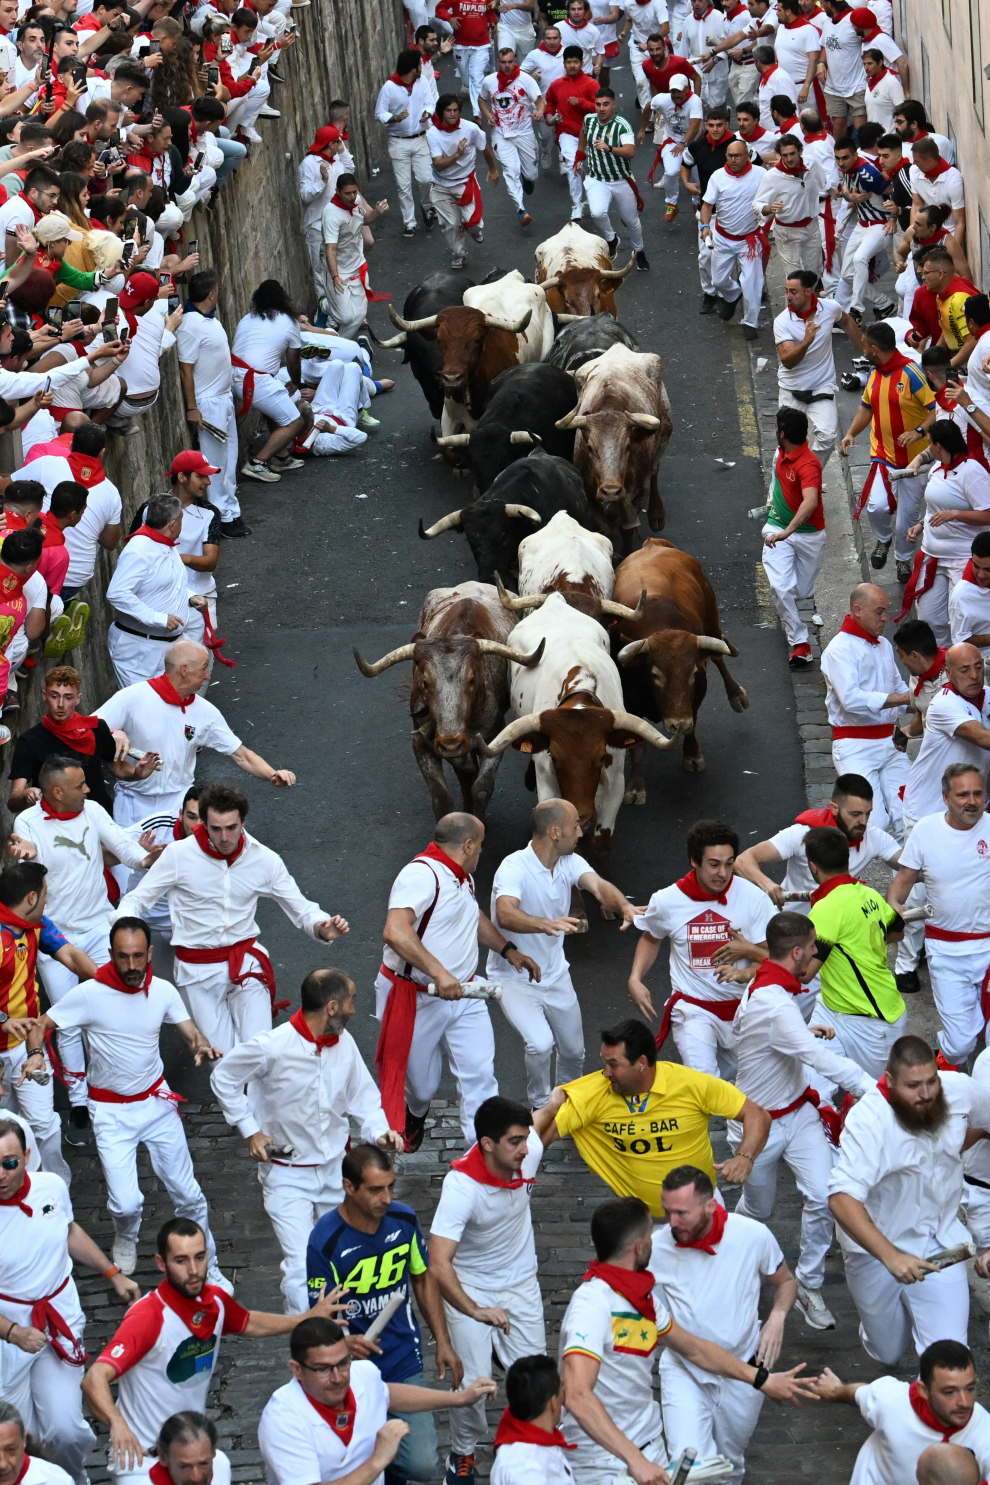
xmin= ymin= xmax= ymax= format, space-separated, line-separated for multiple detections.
xmin=0 ymin=905 xmax=38 ymax=935
xmin=747 ymin=960 xmax=806 ymax=997
xmin=289 ymin=1006 xmax=338 ymax=1050
xmin=583 ymin=1260 xmax=656 ymax=1322
xmin=493 ymin=1412 xmax=576 ymax=1452
xmin=673 ymin=1201 xmax=728 ymax=1253
xmin=498 ymin=64 xmax=521 ymax=81
xmin=303 ymin=1388 xmax=357 ymax=1447
xmin=41 ymin=711 xmax=99 ymax=757
xmin=129 ymin=524 xmax=177 ymax=548
xmin=809 ymin=872 xmax=857 ymax=905
xmin=40 ymin=798 xmax=82 ymax=822
xmin=93 ymin=960 xmax=152 ymax=996
xmin=839 ymin=613 xmax=881 ymax=645
xmin=451 ymin=1141 xmax=534 ymax=1189
xmin=0 ymin=1171 xmax=32 ymax=1216
xmin=65 ymin=451 xmax=104 ymax=489
xmin=675 ymin=869 xmax=728 ymax=905
xmin=193 ymin=822 xmax=247 ymax=866
xmin=418 ymin=840 xmax=472 ymax=884
xmin=0 ymin=565 xmax=25 ymax=601
xmin=157 ymin=1278 xmax=220 ymax=1339
xmin=908 ymin=1381 xmax=965 ymax=1441
xmin=147 ymin=674 xmax=194 ymax=712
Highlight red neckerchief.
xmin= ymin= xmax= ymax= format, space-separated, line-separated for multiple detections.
xmin=538 ymin=40 xmax=561 ymax=51
xmin=147 ymin=674 xmax=194 ymax=713
xmin=676 ymin=868 xmax=728 ymax=905
xmin=498 ymin=64 xmax=521 ymax=81
xmin=93 ymin=960 xmax=152 ymax=997
xmin=741 ymin=124 xmax=768 ymax=141
xmin=705 ymin=128 xmax=731 ymax=147
xmin=673 ymin=1201 xmax=728 ymax=1253
xmin=418 ymin=841 xmax=471 ymax=884
xmin=0 ymin=565 xmax=25 ymax=601
xmin=565 ymin=15 xmax=589 ymax=26
xmin=912 ymin=648 xmax=947 ymax=695
xmin=12 ymin=1460 xmax=30 ymax=1485
xmin=776 ymin=115 xmax=800 ymax=133
xmin=917 ymin=228 xmax=948 ymax=247
xmin=724 ymin=0 xmax=748 ymax=15
xmin=39 ymin=511 xmax=65 ymax=548
xmin=942 ymin=680 xmax=987 ymax=712
xmin=432 ymin=110 xmax=460 ymax=131
xmin=962 ymin=559 xmax=990 ymax=588
xmin=803 ymin=128 xmax=827 ymax=142
xmin=0 ymin=905 xmax=38 ymax=934
xmin=583 ymin=1260 xmax=656 ymax=1322
xmin=40 ymin=798 xmax=82 ymax=821
xmin=776 ymin=157 xmax=807 ymax=175
xmin=747 ymin=960 xmax=806 ymax=997
xmin=726 ymin=160 xmax=753 ymax=176
xmin=0 ymin=1172 xmax=32 ymax=1216
xmin=303 ymin=1388 xmax=356 ymax=1447
xmin=839 ymin=613 xmax=881 ymax=646
xmin=157 ymin=1278 xmax=220 ymax=1339
xmin=784 ymin=13 xmax=811 ymax=25
xmin=796 ymin=805 xmax=834 ymax=827
xmin=493 ymin=1412 xmax=576 ymax=1452
xmin=41 ymin=711 xmax=98 ymax=756
xmin=876 ymin=350 xmax=913 ymax=378
xmin=938 ymin=274 xmax=980 ymax=304
xmin=809 ymin=872 xmax=857 ymax=905
xmin=389 ymin=70 xmax=414 ymax=90
xmin=193 ymin=822 xmax=247 ymax=866
xmin=792 ymin=293 xmax=818 ymax=320
xmin=129 ymin=524 xmax=177 ymax=547
xmin=289 ymin=1006 xmax=338 ymax=1050
xmin=867 ymin=65 xmax=888 ymax=89
xmin=149 ymin=1465 xmax=173 ymax=1485
xmin=172 ymin=817 xmax=185 ymax=841
xmin=908 ymin=1381 xmax=965 ymax=1441
xmin=919 ymin=156 xmax=952 ymax=180
xmin=451 ymin=1142 xmax=534 ymax=1189
xmin=330 ymin=192 xmax=358 ymax=213
xmin=876 ymin=1071 xmax=892 ymax=1103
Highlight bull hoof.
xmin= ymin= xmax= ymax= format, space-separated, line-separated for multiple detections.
xmin=623 ymin=786 xmax=647 ymax=805
xmin=599 ymin=903 xmax=616 ymax=921
xmin=451 ymin=467 xmax=470 ymax=478
xmin=648 ymin=509 xmax=665 ymax=532
xmin=682 ymin=755 xmax=706 ymax=773
xmin=729 ymin=688 xmax=750 ymax=713
xmin=571 ymin=916 xmax=590 ymax=933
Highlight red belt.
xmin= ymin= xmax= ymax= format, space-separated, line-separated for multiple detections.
xmin=715 ymin=219 xmax=770 ymax=263
xmin=925 ymin=926 xmax=990 ymax=942
xmin=174 ymin=938 xmax=289 ymax=1021
xmin=88 ymin=1073 xmax=185 ymax=1108
xmin=769 ymin=1086 xmax=819 ymax=1119
xmin=897 ymin=551 xmax=938 ymax=622
xmin=0 ymin=1275 xmax=86 ymax=1366
xmin=230 ymin=354 xmax=263 ymax=423
xmin=832 ymin=723 xmax=895 ymax=740
xmin=767 ymin=1085 xmax=846 ymax=1148
xmin=777 ymin=216 xmax=813 ymax=228
xmin=656 ymin=991 xmax=740 ymax=1052
xmin=376 ymin=964 xmax=425 ymax=1132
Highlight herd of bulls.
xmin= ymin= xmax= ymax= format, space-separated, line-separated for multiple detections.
xmin=353 ymin=222 xmax=751 ymax=874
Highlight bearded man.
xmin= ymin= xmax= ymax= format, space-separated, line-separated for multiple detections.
xmin=828 ymin=1034 xmax=990 ymax=1366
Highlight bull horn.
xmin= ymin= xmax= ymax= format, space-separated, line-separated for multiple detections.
xmin=537 ymin=276 xmax=561 ymax=292
xmin=696 ymin=635 xmax=732 ymax=655
xmin=477 ymin=711 xmax=545 ymax=755
xmin=476 ymin=636 xmax=546 ymax=668
xmin=617 ymin=639 xmax=648 ymax=664
xmin=419 ymin=511 xmax=463 ymax=538
xmin=510 ymin=430 xmax=543 ymax=446
xmin=435 ymin=433 xmax=472 ymax=448
xmin=610 ymin=708 xmax=678 ymax=750
xmin=600 ymin=255 xmax=636 ymax=282
xmin=555 ymin=313 xmax=584 ymax=323
xmin=388 ymin=304 xmax=438 ymax=333
xmin=555 ymin=410 xmax=589 ymax=430
xmin=626 ymin=412 xmax=663 ymax=430
xmin=601 ymin=588 xmax=647 ymax=621
xmin=377 ymin=332 xmax=407 ymax=348
xmin=353 ymin=643 xmax=416 ymax=677
xmin=504 ymin=504 xmax=542 ymax=523
xmin=495 ymin=573 xmax=548 ymax=611
xmin=484 ymin=307 xmax=533 ymax=334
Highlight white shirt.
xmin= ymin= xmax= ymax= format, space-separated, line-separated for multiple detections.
xmin=740 ymin=124 xmax=780 ymax=164
xmin=230 ymin=311 xmax=302 ymax=377
xmin=650 ymin=89 xmax=703 ymax=144
xmin=491 ymin=1441 xmax=575 ymax=1485
xmin=426 ymin=118 xmax=486 ymax=188
xmin=899 ymin=809 xmax=990 ymax=940
xmin=0 ymin=1170 xmax=73 ymax=1301
xmin=321 ymin=198 xmax=367 ymax=277
xmin=374 ymin=75 xmax=433 ymax=139
xmin=867 ymin=0 xmax=892 ymax=33
xmin=767 ymin=819 xmax=901 ymax=902
xmin=732 ymin=977 xmax=873 ymax=1112
xmin=864 ymin=68 xmax=904 ymax=132
xmin=430 ymin=1128 xmax=542 ymax=1285
xmin=908 ymin=162 xmax=966 ymax=235
xmin=14 ymin=800 xmax=147 ymax=939
xmin=46 ymin=973 xmax=188 ymax=1096
xmin=753 ymin=159 xmax=825 ymax=227
xmin=22 ymin=1461 xmax=74 ymax=1485
xmin=703 ymin=162 xmax=766 ymax=238
xmin=211 ymin=1021 xmax=388 ymax=1164
xmin=820 ymin=9 xmax=866 ymax=96
xmin=681 ymin=5 xmax=730 ymax=74
xmin=950 ymin=571 xmax=990 ymax=657
xmin=488 ymin=844 xmax=591 ymax=984
xmin=0 ymin=193 xmax=35 ymax=239
xmin=850 ymin=1377 xmax=990 ymax=1485
xmin=830 ymin=1072 xmax=990 ymax=1255
xmin=757 ymin=63 xmax=797 ymax=130
xmin=633 ymin=875 xmax=774 ymax=1004
xmin=95 ymin=682 xmax=240 ymax=800
xmin=521 ymin=45 xmax=567 ymax=90
xmin=556 ymin=17 xmax=601 ymax=72
xmin=650 ymin=1212 xmax=781 ymax=1379
xmin=774 ymin=295 xmax=842 ymax=392
xmin=383 ymin=854 xmax=480 ymax=985
xmin=802 ymin=130 xmax=838 ymax=192
xmin=624 ymin=0 xmax=668 ymax=47
xmin=589 ymin=0 xmax=618 ymax=47
xmin=921 ymin=460 xmax=990 ymax=563
xmin=17 ymin=453 xmax=121 ymax=591
xmin=260 ymin=1366 xmax=390 ymax=1485
xmin=479 ymin=69 xmax=542 ymax=139
xmin=298 ymin=153 xmax=345 ymax=231
xmin=106 ymin=532 xmax=189 ymax=638
xmin=774 ymin=19 xmax=819 ymax=87
xmin=175 ymin=310 xmax=233 ymax=401
xmin=820 ymin=627 xmax=902 ymax=731
xmin=116 ymin=829 xmax=329 ymax=949
xmin=964 ymin=1043 xmax=990 ymax=1184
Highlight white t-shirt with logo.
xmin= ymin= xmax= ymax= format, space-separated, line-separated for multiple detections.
xmin=95 ymin=682 xmax=241 ymax=800
xmin=900 ymin=810 xmax=990 ymax=944
xmin=429 ymin=1128 xmax=543 ymax=1285
xmin=479 ymin=68 xmax=541 ymax=138
xmin=633 ymin=875 xmax=774 ymax=1003
xmin=820 ymin=9 xmax=866 ymax=96
xmin=903 ymin=686 xmax=990 ymax=823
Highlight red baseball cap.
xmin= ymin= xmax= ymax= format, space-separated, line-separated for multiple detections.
xmin=170 ymin=450 xmax=220 ymax=476
xmin=119 ymin=272 xmax=162 ymax=308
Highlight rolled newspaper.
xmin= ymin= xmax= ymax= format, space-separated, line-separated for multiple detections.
xmin=922 ymin=1243 xmax=977 ymax=1274
xmin=363 ymin=1288 xmax=408 ymax=1341
xmin=426 ymin=979 xmax=503 ymax=1001
xmin=613 ymin=1454 xmax=734 ymax=1485
xmin=781 ymin=891 xmax=932 ymax=921
xmin=24 ymin=1067 xmax=50 ymax=1086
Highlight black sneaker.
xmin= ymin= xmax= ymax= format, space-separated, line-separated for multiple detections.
xmin=521 ymin=175 xmax=534 ymax=196
xmin=896 ymin=970 xmax=922 ymax=994
xmin=743 ymin=324 xmax=759 ymax=340
xmin=873 ymin=300 xmax=896 ymax=319
xmin=422 ymin=206 xmax=438 ymax=231
xmin=848 ymin=307 xmax=864 ymax=325
xmin=716 ymin=296 xmax=737 ymax=321
xmin=220 ymin=516 xmax=252 ymax=538
xmin=65 ymin=1106 xmax=92 ymax=1147
xmin=896 ymin=559 xmax=913 ymax=584
xmin=401 ymin=226 xmax=416 ymax=239
xmin=444 ymin=1455 xmax=476 ymax=1485
xmin=840 ymin=371 xmax=862 ymax=390
xmin=699 ymin=293 xmax=718 ymax=314
xmin=404 ymin=1106 xmax=427 ymax=1153
xmin=870 ymin=539 xmax=890 ymax=569
xmin=635 ymin=250 xmax=650 ymax=271
xmin=606 ymin=236 xmax=619 ymax=259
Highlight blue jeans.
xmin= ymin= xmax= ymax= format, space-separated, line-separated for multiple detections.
xmin=214 ymin=131 xmax=247 ymax=186
xmin=385 ymin=1371 xmax=440 ymax=1482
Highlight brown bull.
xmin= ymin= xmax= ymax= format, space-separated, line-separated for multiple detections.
xmin=535 ymin=222 xmax=635 ymax=318
xmin=353 ymin=582 xmax=544 ymax=819
xmin=612 ymin=540 xmax=749 ymax=790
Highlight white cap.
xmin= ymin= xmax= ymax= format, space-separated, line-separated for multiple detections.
xmin=669 ymin=73 xmax=690 ymax=90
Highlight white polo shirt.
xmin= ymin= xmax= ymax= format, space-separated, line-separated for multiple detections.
xmin=774 ymin=295 xmax=843 ymax=393
xmin=703 ymin=162 xmax=766 ymax=239
xmin=949 ymin=571 xmax=990 ymax=657
xmin=903 ymin=685 xmax=990 ymax=822
xmin=95 ymin=681 xmax=241 ymax=800
xmin=521 ymin=45 xmax=567 ymax=90
xmin=767 ymin=817 xmax=901 ymax=902
xmin=321 ymin=198 xmax=366 ymax=277
xmin=774 ymin=18 xmax=819 ymax=87
xmin=426 ymin=119 xmax=486 ymax=188
xmin=851 ymin=1377 xmax=990 ymax=1485
xmin=864 ymin=68 xmax=903 ymax=132
xmin=623 ymin=0 xmax=668 ymax=48
xmin=46 ymin=974 xmax=188 ymax=1096
xmin=633 ymin=875 xmax=774 ymax=1005
xmin=899 ymin=809 xmax=990 ymax=942
xmin=487 ymin=843 xmax=591 ymax=984
xmin=230 ymin=311 xmax=303 ymax=377
xmin=0 ymin=1170 xmax=73 ymax=1301
xmin=13 ymin=799 xmax=148 ymax=939
xmin=382 ymin=854 xmax=480 ymax=985
xmin=908 ymin=161 xmax=966 ymax=234
xmin=259 ymin=1365 xmax=390 ymax=1485
xmin=479 ymin=69 xmax=541 ymax=138
xmin=430 ymin=1127 xmax=542 ymax=1286
xmin=175 ymin=310 xmax=233 ymax=401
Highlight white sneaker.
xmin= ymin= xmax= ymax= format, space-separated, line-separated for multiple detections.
xmin=207 ymin=1264 xmax=234 ymax=1295
xmin=242 ymin=126 xmax=263 ymax=144
xmin=112 ymin=1236 xmax=137 ymax=1275
xmin=240 ymin=458 xmax=280 ymax=483
xmin=258 ymin=105 xmax=280 ymax=117
xmin=795 ymin=1280 xmax=835 ymax=1330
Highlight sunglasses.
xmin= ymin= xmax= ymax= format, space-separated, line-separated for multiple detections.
xmin=0 ymin=1157 xmax=21 ymax=1171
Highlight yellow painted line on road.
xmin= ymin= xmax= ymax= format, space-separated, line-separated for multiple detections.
xmin=731 ymin=338 xmax=760 ymax=458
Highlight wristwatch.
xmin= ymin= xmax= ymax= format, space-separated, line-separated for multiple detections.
xmin=752 ymin=1364 xmax=769 ymax=1391
xmin=499 ymin=941 xmax=518 ymax=958
xmin=0 ymin=1011 xmax=8 ymax=1026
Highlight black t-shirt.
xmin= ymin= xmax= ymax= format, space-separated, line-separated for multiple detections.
xmin=888 ymin=161 xmax=913 ymax=230
xmin=539 ymin=0 xmax=570 ymax=25
xmin=684 ymin=130 xmax=736 ymax=195
xmin=10 ymin=720 xmax=119 ymax=814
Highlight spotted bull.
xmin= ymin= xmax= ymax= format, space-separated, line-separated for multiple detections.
xmin=534 ymin=221 xmax=634 ymax=319
xmin=495 ymin=510 xmax=646 ymax=627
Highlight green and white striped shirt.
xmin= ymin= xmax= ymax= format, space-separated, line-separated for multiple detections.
xmin=583 ymin=114 xmax=635 ymax=182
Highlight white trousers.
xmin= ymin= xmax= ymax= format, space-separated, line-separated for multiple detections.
xmin=659 ymin=140 xmax=684 ymax=205
xmin=731 ymin=1101 xmax=834 ymax=1288
xmin=374 ymin=973 xmax=498 ymax=1143
xmin=811 ymin=995 xmax=906 ymax=1080
xmin=773 ymin=220 xmax=823 ymax=277
xmin=306 ymin=220 xmax=329 ymax=302
xmin=492 ymin=131 xmax=539 ymax=210
xmin=585 ymin=176 xmax=643 ymax=251
xmin=629 ymin=44 xmax=651 ymax=108
xmin=0 ymin=1041 xmax=70 ymax=1184
xmin=39 ymin=921 xmax=114 ymax=1107
xmin=559 ymin=132 xmax=585 ymax=217
xmin=896 ymin=258 xmax=919 ymax=320
xmin=778 ymin=387 xmax=838 ymax=466
xmin=197 ymin=393 xmax=240 ymax=522
xmin=389 ymin=134 xmax=433 ymax=229
xmin=311 ymin=361 xmax=369 ymax=455
xmin=1 ymin=1280 xmax=94 ymax=1484
xmin=112 ymin=786 xmax=187 ymax=829
xmin=444 ymin=1274 xmax=545 ymax=1453
xmin=697 ymin=214 xmax=714 ymax=294
xmin=108 ymin=624 xmax=173 ymax=689
xmin=711 ymin=234 xmax=764 ymax=328
xmin=836 ymin=222 xmax=891 ymax=314
xmin=893 ymin=811 xmax=928 ymax=975
xmin=324 ymin=274 xmax=368 ymax=342
xmin=659 ymin=1356 xmax=764 ymax=1485
xmin=831 ymin=735 xmax=909 ymax=837
xmin=670 ymin=999 xmax=737 ymax=1081
xmin=496 ymin=19 xmax=535 ymax=54
xmin=258 ymin=1160 xmax=343 ymax=1313
xmin=761 ymin=526 xmax=827 ymax=647
xmin=926 ymin=943 xmax=990 ymax=1065
xmin=728 ymin=60 xmax=758 ymax=106
xmin=963 ymin=1180 xmax=990 ymax=1247
xmin=431 ymin=183 xmax=484 ymax=259
xmin=174 ymin=948 xmax=273 ymax=1053
xmin=843 ymin=1247 xmax=969 ymax=1365
xmin=497 ymin=970 xmax=584 ymax=1109
xmin=916 ymin=557 xmax=966 ymax=648
xmin=699 ymin=63 xmax=729 ymax=108
xmin=226 ymin=68 xmax=270 ymax=135
xmin=454 ymin=43 xmax=490 ymax=112
xmin=862 ymin=463 xmax=927 ymax=564
xmin=91 ymin=1095 xmax=215 ymax=1261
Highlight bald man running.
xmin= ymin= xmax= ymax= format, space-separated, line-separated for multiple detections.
xmin=918 ymin=1444 xmax=982 ymax=1485
xmin=820 ymin=584 xmax=913 ymax=837
xmin=489 ymin=799 xmax=641 ymax=1110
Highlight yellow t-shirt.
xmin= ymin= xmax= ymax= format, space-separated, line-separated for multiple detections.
xmin=554 ymin=1064 xmax=746 ymax=1217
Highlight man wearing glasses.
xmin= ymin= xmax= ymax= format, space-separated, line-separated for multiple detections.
xmin=259 ymin=1316 xmax=496 ymax=1485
